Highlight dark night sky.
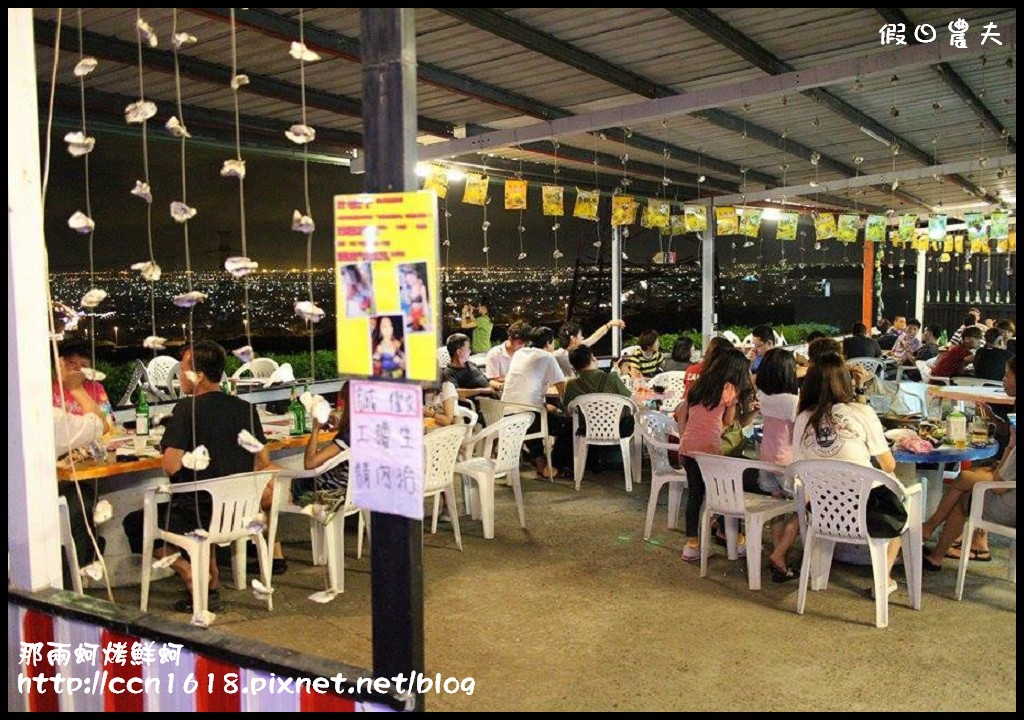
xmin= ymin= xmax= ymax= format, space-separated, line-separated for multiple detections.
xmin=42 ymin=129 xmax=697 ymax=273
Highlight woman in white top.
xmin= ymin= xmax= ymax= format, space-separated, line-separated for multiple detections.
xmin=793 ymin=352 xmax=903 ymax=595
xmin=423 ymin=381 xmax=459 ymax=426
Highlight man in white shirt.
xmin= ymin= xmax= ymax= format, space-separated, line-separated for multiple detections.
xmin=553 ymin=318 xmax=626 ymax=377
xmin=501 ymin=326 xmax=567 ymax=478
xmin=485 ymin=320 xmax=531 ymax=381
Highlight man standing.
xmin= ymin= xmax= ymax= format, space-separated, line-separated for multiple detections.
xmin=158 ymin=340 xmax=271 ymax=612
xmin=460 ymin=297 xmax=494 ymax=354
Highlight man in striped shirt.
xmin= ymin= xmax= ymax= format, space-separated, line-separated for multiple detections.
xmin=620 ymin=329 xmax=664 ymax=379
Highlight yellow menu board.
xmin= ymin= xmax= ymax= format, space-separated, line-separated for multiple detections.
xmin=334 ymin=191 xmax=439 ymax=382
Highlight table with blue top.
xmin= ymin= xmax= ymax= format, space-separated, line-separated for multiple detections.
xmin=893 ymin=442 xmax=1000 ymax=519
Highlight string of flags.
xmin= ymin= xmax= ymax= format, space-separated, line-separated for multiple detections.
xmin=419 ymin=164 xmax=1014 ymax=251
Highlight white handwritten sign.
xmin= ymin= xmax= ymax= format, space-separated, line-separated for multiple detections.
xmin=349 ymin=380 xmax=424 ymax=519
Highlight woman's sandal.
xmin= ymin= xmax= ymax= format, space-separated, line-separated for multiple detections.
xmin=174 ymin=589 xmax=224 ymax=613
xmin=769 ymin=561 xmax=797 ymax=583
xmin=945 ymin=546 xmax=992 ymax=562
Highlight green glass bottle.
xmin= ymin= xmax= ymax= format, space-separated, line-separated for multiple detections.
xmin=289 ymin=388 xmax=305 ymax=436
xmin=135 ymin=387 xmax=150 ymax=436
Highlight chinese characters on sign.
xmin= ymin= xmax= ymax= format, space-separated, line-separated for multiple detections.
xmin=879 ymin=20 xmax=1001 ymax=46
xmin=349 ymin=381 xmax=424 ymax=519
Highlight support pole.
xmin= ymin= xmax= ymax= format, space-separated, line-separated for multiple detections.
xmin=915 ymin=249 xmax=927 ymax=322
xmin=701 ymin=201 xmax=716 ymax=345
xmin=862 ymin=240 xmax=875 ymax=327
xmin=611 ymin=226 xmax=622 ymax=356
xmin=360 ymin=8 xmax=424 ymax=711
xmin=8 ymin=8 xmax=62 ymax=591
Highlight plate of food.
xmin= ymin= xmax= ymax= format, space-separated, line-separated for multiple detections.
xmin=877 ymin=412 xmax=920 ymax=430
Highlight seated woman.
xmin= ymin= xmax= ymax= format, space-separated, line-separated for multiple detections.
xmin=423 ymin=380 xmax=460 ymax=427
xmin=922 ymin=357 xmax=1016 ymax=569
xmin=793 ymin=352 xmax=903 ymax=596
xmin=301 ymin=385 xmax=352 ymax=509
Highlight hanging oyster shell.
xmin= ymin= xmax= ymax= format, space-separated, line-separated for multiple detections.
xmin=73 ymin=57 xmax=98 ymax=77
xmin=124 ymin=100 xmax=157 ymax=124
xmin=291 ymin=210 xmax=316 ymax=234
xmin=285 ymin=124 xmax=316 ymax=145
xmin=165 ymin=116 xmax=191 ymax=138
xmin=92 ymin=499 xmax=113 ymax=525
xmin=289 ymin=41 xmax=321 ymax=62
xmin=295 ymin=301 xmax=325 ymax=323
xmin=181 ymin=445 xmax=210 ymax=471
xmin=79 ymin=561 xmax=105 ymax=581
xmin=300 ymin=392 xmax=331 ymax=426
xmin=172 ymin=32 xmax=197 ymax=50
xmin=264 ymin=363 xmax=295 ymax=387
xmin=151 ymin=552 xmax=181 ymax=570
xmin=230 ymin=73 xmax=250 ymax=90
xmin=68 ymin=211 xmax=95 ymax=234
xmin=237 ymin=429 xmax=265 ymax=454
xmin=170 ymin=201 xmax=197 ymax=223
xmin=130 ymin=180 xmax=153 ymax=203
xmin=136 ymin=17 xmax=158 ymax=48
xmin=552 ymin=249 xmax=564 ymax=259
xmin=220 ymin=159 xmax=246 ymax=179
xmin=224 ymin=256 xmax=258 ymax=278
xmin=80 ymin=288 xmax=107 ymax=308
xmin=143 ymin=336 xmax=167 ymax=350
xmin=232 ymin=345 xmax=254 ymax=364
xmin=517 ymin=252 xmax=528 ymax=260
xmin=131 ymin=260 xmax=162 ymax=281
xmin=64 ymin=131 xmax=95 ymax=157
xmin=173 ymin=290 xmax=207 ymax=308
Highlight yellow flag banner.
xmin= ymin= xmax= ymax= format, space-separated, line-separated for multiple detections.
xmin=684 ymin=205 xmax=707 ymax=232
xmin=777 ymin=212 xmax=798 ymax=241
xmin=739 ymin=208 xmax=763 ymax=238
xmin=813 ymin=211 xmax=836 ymax=241
xmin=837 ymin=214 xmax=859 ymax=243
xmin=954 ymin=236 xmax=964 ymax=254
xmin=611 ymin=195 xmax=637 ymax=227
xmin=715 ymin=206 xmax=738 ymax=236
xmin=573 ymin=188 xmax=599 ymax=221
xmin=504 ymin=179 xmax=527 ymax=210
xmin=462 ymin=173 xmax=489 ymax=206
xmin=864 ymin=215 xmax=886 ymax=243
xmin=542 ymin=185 xmax=564 ymax=216
xmin=641 ymin=200 xmax=671 ymax=230
xmin=423 ymin=165 xmax=448 ymax=200
xmin=669 ymin=214 xmax=686 ymax=236
xmin=898 ymin=214 xmax=918 ymax=244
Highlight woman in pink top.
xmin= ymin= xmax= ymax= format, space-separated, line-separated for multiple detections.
xmin=752 ymin=348 xmax=801 ymax=581
xmin=677 ymin=348 xmax=754 ymax=561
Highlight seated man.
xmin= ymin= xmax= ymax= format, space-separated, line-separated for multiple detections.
xmin=157 ymin=340 xmax=272 ymax=613
xmin=485 ymin=320 xmax=531 ymax=382
xmin=443 ymin=332 xmax=501 ymax=399
xmin=843 ymin=322 xmax=882 ymax=359
xmin=501 ymin=326 xmax=566 ymax=479
xmin=891 ymin=318 xmax=922 ymax=362
xmin=914 ymin=324 xmax=942 ymax=363
xmin=564 ymin=344 xmax=634 ymax=441
xmin=931 ymin=326 xmax=982 ymax=380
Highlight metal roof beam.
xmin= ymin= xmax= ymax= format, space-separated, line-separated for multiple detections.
xmin=669 ymin=8 xmax=1002 ymax=202
xmin=395 ymin=31 xmax=1008 ymax=165
xmin=195 ymin=8 xmax=769 ymax=187
xmin=714 ymin=154 xmax=1016 ymax=206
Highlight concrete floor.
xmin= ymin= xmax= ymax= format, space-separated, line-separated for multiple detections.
xmin=107 ymin=468 xmax=1017 ymax=711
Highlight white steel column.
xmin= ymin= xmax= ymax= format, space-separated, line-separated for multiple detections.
xmin=611 ymin=226 xmax=622 ymax=356
xmin=701 ymin=202 xmax=716 ymax=346
xmin=8 ymin=8 xmax=62 ymax=590
xmin=915 ymin=249 xmax=927 ymax=322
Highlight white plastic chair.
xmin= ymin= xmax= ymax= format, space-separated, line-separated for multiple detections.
xmin=895 ymin=381 xmax=932 ymax=418
xmin=57 ymin=496 xmax=83 ymax=595
xmin=636 ymin=411 xmax=687 ymax=540
xmin=116 ymin=359 xmax=149 ymax=407
xmin=847 ymin=357 xmax=884 ymax=378
xmin=719 ymin=330 xmax=741 ymax=346
xmin=436 ymin=346 xmax=451 ymax=371
xmin=272 ymin=449 xmax=368 ymax=596
xmin=146 ymin=356 xmax=179 ymax=401
xmin=232 ymin=357 xmax=279 ymax=380
xmin=454 ymin=403 xmax=479 ymax=430
xmin=951 ymin=377 xmax=1003 ymax=387
xmin=955 ymin=481 xmax=1016 ymax=601
xmin=140 ymin=471 xmax=278 ymax=620
xmin=455 ymin=412 xmax=534 ymax=539
xmin=479 ymin=397 xmax=555 ymax=481
xmin=619 ymin=345 xmax=641 ymax=358
xmin=786 ymin=460 xmax=923 ymax=628
xmin=424 ymin=424 xmax=469 ymax=550
xmin=566 ymin=393 xmax=640 ymax=492
xmin=692 ymin=453 xmax=802 ymax=590
xmin=649 ymin=370 xmax=686 ymax=413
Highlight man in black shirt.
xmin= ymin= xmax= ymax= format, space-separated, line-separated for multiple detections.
xmin=158 ymin=341 xmax=270 ymax=610
xmin=843 ymin=322 xmax=882 ymax=360
xmin=442 ymin=333 xmax=501 ymax=400
xmin=973 ymin=328 xmax=1013 ymax=381
xmin=914 ymin=324 xmax=942 ymax=363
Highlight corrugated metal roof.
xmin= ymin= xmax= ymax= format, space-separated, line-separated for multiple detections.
xmin=31 ymin=7 xmax=1016 ymax=214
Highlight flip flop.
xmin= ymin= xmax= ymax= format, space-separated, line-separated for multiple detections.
xmin=174 ymin=590 xmax=224 ymax=613
xmin=770 ymin=564 xmax=797 ymax=583
xmin=945 ymin=546 xmax=992 ymax=562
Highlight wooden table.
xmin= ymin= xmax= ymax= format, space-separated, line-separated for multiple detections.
xmin=928 ymin=385 xmax=1014 ymax=406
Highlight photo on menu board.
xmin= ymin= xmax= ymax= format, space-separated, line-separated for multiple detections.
xmin=370 ymin=314 xmax=406 ymax=379
xmin=397 ymin=261 xmax=432 ymax=334
xmin=341 ymin=262 xmax=375 ymax=318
